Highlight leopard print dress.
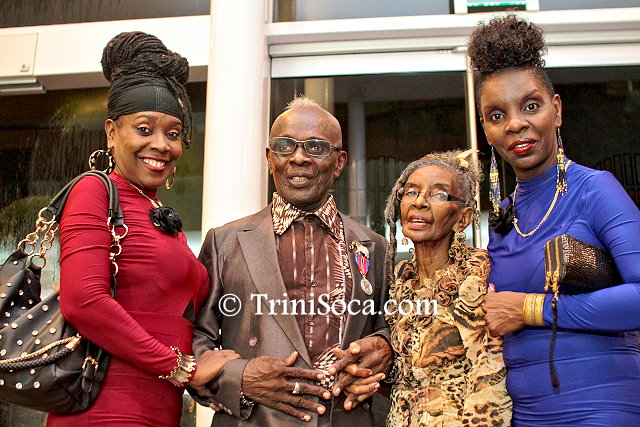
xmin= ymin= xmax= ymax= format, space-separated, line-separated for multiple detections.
xmin=386 ymin=245 xmax=512 ymax=426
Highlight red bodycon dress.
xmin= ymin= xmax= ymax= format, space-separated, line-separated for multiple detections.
xmin=47 ymin=172 xmax=209 ymax=426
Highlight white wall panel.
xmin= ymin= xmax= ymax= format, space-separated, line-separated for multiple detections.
xmin=0 ymin=16 xmax=210 ymax=89
xmin=0 ymin=33 xmax=37 ymax=77
xmin=1 ymin=8 xmax=638 ymax=87
xmin=272 ymin=50 xmax=467 ymax=78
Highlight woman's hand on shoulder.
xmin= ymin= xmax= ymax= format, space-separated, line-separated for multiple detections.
xmin=483 ymin=284 xmax=526 ymax=336
xmin=189 ymin=349 xmax=240 ymax=391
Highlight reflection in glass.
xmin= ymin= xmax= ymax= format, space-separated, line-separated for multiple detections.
xmin=0 ymin=82 xmax=206 ymax=280
xmin=1 ymin=0 xmax=211 ymax=28
xmin=271 ymin=73 xmax=468 ymax=262
xmin=465 ymin=0 xmax=526 ymax=13
xmin=539 ymin=0 xmax=639 ymax=11
xmin=548 ymin=67 xmax=640 ymax=207
xmin=274 ymin=0 xmax=450 ymax=22
xmin=0 ymin=82 xmax=205 ymax=426
xmin=271 ymin=66 xmax=640 ymax=256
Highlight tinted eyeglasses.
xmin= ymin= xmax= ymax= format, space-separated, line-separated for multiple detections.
xmin=398 ymin=188 xmax=465 ymax=205
xmin=269 ymin=136 xmax=341 ymax=158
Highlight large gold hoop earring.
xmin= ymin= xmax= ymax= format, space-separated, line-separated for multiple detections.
xmin=165 ymin=167 xmax=176 ymax=190
xmin=88 ymin=149 xmax=115 ymax=174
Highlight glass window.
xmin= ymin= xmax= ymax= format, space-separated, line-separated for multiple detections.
xmin=475 ymin=65 xmax=640 ymax=233
xmin=273 ymin=0 xmax=638 ymax=20
xmin=550 ymin=66 xmax=640 ymax=206
xmin=539 ymin=0 xmax=639 ymax=11
xmin=271 ymin=72 xmax=468 ymax=258
xmin=271 ymin=65 xmax=640 ymax=258
xmin=465 ymin=1 xmax=526 ymax=14
xmin=0 ymin=0 xmax=210 ymax=28
xmin=0 ymin=81 xmax=205 ymax=426
xmin=274 ymin=0 xmax=450 ymax=22
xmin=0 ymin=81 xmax=206 ymax=278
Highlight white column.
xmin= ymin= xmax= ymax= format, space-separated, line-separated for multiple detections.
xmin=200 ymin=0 xmax=270 ymax=238
xmin=347 ymin=98 xmax=367 ymax=225
xmin=303 ymin=77 xmax=335 ymax=114
xmin=197 ymin=0 xmax=270 ymax=423
xmin=465 ymin=55 xmax=482 ymax=248
xmin=452 ymin=0 xmax=468 ymax=14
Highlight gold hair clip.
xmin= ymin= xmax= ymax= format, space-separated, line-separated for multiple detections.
xmin=456 ymin=149 xmax=478 ymax=169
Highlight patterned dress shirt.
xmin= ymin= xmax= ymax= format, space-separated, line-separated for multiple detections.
xmin=271 ymin=192 xmax=353 ymax=383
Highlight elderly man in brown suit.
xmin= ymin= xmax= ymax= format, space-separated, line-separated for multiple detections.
xmin=192 ymin=96 xmax=392 ymax=426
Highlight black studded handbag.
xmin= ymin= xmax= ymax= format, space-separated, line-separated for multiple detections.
xmin=0 ymin=170 xmax=126 ymax=414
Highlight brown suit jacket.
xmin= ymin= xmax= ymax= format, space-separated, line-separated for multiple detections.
xmin=192 ymin=205 xmax=390 ymax=426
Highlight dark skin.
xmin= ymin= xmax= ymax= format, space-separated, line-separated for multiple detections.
xmin=334 ymin=165 xmax=474 ymax=407
xmin=329 ymin=336 xmax=393 ymax=410
xmin=105 ymin=112 xmax=244 ymax=393
xmin=331 ymin=165 xmax=474 ymax=410
xmin=240 ymin=105 xmax=393 ymax=420
xmin=189 ymin=350 xmax=241 ymax=395
xmin=242 ymin=352 xmax=330 ymax=422
xmin=479 ymin=68 xmax=562 ymax=336
xmin=484 ymin=284 xmax=526 ymax=336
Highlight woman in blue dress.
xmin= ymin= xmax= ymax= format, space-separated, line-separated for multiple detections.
xmin=467 ymin=14 xmax=640 ymax=426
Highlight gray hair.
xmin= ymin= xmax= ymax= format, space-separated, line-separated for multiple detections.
xmin=383 ymin=149 xmax=483 ymax=284
xmin=286 ymin=95 xmax=322 ymax=110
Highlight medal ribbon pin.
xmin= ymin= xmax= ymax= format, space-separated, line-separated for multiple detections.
xmin=350 ymin=241 xmax=373 ymax=295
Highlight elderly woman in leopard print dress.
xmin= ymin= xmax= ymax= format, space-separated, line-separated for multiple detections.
xmin=383 ymin=150 xmax=512 ymax=426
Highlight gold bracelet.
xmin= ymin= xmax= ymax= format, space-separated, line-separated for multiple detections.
xmin=523 ymin=293 xmax=545 ymax=326
xmin=533 ymin=294 xmax=545 ymax=326
xmin=159 ymin=346 xmax=197 ymax=387
xmin=522 ymin=294 xmax=533 ymax=325
xmin=527 ymin=293 xmax=538 ymax=325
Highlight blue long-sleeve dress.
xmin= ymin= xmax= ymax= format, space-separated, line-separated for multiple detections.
xmin=488 ymin=160 xmax=640 ymax=426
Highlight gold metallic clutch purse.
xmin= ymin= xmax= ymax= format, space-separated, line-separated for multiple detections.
xmin=544 ymin=234 xmax=620 ymax=296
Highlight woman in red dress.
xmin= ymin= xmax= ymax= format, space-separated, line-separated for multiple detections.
xmin=47 ymin=31 xmax=238 ymax=426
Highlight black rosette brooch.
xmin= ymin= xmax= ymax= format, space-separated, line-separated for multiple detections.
xmin=150 ymin=206 xmax=183 ymax=234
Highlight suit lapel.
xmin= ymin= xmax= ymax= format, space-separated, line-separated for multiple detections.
xmin=237 ymin=207 xmax=312 ymax=367
xmin=341 ymin=214 xmax=376 ymax=347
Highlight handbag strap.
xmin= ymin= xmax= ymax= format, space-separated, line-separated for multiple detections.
xmin=44 ymin=171 xmax=125 ymax=373
xmin=44 ymin=170 xmax=124 ymax=229
xmin=0 ymin=172 xmax=126 ymax=373
xmin=19 ymin=170 xmax=126 ymax=295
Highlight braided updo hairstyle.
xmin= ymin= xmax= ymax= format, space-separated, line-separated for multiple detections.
xmin=467 ymin=14 xmax=554 ymax=102
xmin=383 ymin=150 xmax=483 ymax=284
xmin=101 ymin=31 xmax=193 ymax=147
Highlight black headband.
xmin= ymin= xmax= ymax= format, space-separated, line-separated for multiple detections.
xmin=107 ymin=75 xmax=183 ymax=122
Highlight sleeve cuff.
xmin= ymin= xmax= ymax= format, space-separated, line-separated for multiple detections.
xmin=208 ymin=358 xmax=252 ymax=420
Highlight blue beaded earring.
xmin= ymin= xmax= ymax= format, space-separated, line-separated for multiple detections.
xmin=489 ymin=146 xmax=501 ymax=215
xmin=488 ymin=145 xmax=514 ymax=235
xmin=556 ymin=128 xmax=567 ymax=195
